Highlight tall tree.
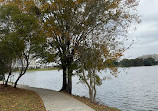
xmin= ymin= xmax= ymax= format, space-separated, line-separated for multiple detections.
xmin=76 ymin=28 xmax=123 ymax=102
xmin=0 ymin=1 xmax=46 ymax=88
xmin=41 ymin=0 xmax=140 ymax=94
xmin=0 ymin=5 xmax=25 ymax=86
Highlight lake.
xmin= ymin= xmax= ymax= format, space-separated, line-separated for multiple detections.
xmin=12 ymin=66 xmax=158 ymax=111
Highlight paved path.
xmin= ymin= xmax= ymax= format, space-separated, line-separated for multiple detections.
xmin=0 ymin=81 xmax=94 ymax=111
xmin=16 ymin=85 xmax=95 ymax=111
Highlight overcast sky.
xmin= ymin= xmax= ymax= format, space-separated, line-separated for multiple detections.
xmin=122 ymin=0 xmax=158 ymax=59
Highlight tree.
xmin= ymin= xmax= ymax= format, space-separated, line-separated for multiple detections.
xmin=119 ymin=58 xmax=157 ymax=67
xmin=119 ymin=59 xmax=134 ymax=67
xmin=41 ymin=0 xmax=140 ymax=94
xmin=75 ymin=28 xmax=123 ymax=102
xmin=0 ymin=41 xmax=11 ymax=84
xmin=0 ymin=2 xmax=46 ymax=88
xmin=144 ymin=58 xmax=155 ymax=66
xmin=133 ymin=58 xmax=144 ymax=66
xmin=0 ymin=36 xmax=23 ymax=86
xmin=13 ymin=12 xmax=44 ymax=88
xmin=0 ymin=5 xmax=25 ymax=86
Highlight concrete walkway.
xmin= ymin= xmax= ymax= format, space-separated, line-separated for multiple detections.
xmin=16 ymin=85 xmax=95 ymax=111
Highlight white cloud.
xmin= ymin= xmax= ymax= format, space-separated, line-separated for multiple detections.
xmin=123 ymin=0 xmax=158 ymax=59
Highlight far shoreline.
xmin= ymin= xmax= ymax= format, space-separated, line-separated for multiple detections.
xmin=20 ymin=68 xmax=59 ymax=72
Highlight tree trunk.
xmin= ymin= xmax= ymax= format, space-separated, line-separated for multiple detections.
xmin=14 ymin=55 xmax=29 ymax=88
xmin=66 ymin=66 xmax=72 ymax=94
xmin=3 ymin=74 xmax=5 ymax=84
xmin=89 ymin=89 xmax=93 ymax=102
xmin=66 ymin=52 xmax=73 ymax=94
xmin=5 ymin=71 xmax=11 ymax=87
xmin=14 ymin=74 xmax=22 ymax=88
xmin=60 ymin=41 xmax=68 ymax=92
xmin=60 ymin=65 xmax=67 ymax=91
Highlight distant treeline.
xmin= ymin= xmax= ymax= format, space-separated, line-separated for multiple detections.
xmin=113 ymin=58 xmax=158 ymax=67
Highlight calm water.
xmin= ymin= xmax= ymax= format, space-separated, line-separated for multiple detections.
xmin=12 ymin=66 xmax=158 ymax=111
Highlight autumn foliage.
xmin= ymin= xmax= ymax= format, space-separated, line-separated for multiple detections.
xmin=0 ymin=0 xmax=140 ymax=102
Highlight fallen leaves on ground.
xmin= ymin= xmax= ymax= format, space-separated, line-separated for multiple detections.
xmin=0 ymin=84 xmax=46 ymax=111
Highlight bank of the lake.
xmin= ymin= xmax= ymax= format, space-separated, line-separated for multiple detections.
xmin=27 ymin=68 xmax=59 ymax=72
xmin=65 ymin=93 xmax=120 ymax=111
xmin=11 ymin=65 xmax=158 ymax=111
xmin=0 ymin=81 xmax=119 ymax=111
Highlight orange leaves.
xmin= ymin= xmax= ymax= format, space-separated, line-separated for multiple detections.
xmin=23 ymin=0 xmax=35 ymax=12
xmin=125 ymin=0 xmax=138 ymax=5
xmin=44 ymin=22 xmax=62 ymax=38
xmin=76 ymin=0 xmax=84 ymax=4
xmin=41 ymin=2 xmax=51 ymax=12
xmin=1 ymin=0 xmax=37 ymax=13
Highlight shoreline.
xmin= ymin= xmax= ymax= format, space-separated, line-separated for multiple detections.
xmin=0 ymin=81 xmax=120 ymax=111
xmin=15 ymin=68 xmax=59 ymax=72
xmin=61 ymin=91 xmax=120 ymax=111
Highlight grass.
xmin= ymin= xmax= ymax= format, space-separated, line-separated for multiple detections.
xmin=61 ymin=91 xmax=120 ymax=111
xmin=0 ymin=84 xmax=46 ymax=111
xmin=26 ymin=68 xmax=59 ymax=72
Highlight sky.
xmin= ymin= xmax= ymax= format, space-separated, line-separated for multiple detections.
xmin=122 ymin=0 xmax=158 ymax=59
